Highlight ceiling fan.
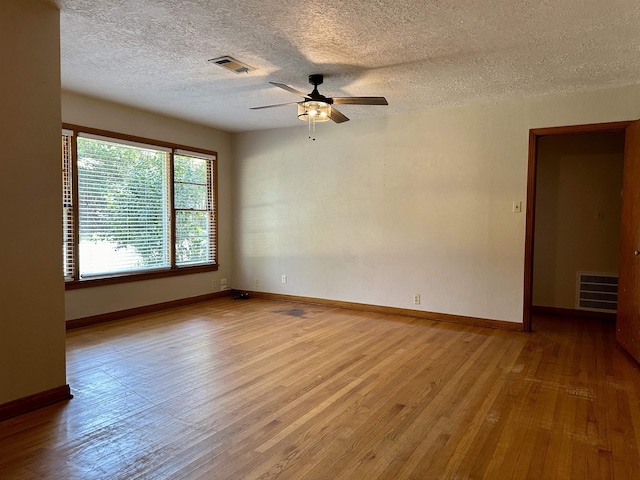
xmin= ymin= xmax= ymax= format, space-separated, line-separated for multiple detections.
xmin=251 ymin=74 xmax=388 ymax=124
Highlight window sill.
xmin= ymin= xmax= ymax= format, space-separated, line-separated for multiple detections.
xmin=64 ymin=264 xmax=219 ymax=290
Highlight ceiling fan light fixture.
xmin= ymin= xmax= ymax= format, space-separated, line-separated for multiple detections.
xmin=298 ymin=101 xmax=331 ymax=122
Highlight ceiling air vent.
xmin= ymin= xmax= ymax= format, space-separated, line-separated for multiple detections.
xmin=208 ymin=56 xmax=254 ymax=74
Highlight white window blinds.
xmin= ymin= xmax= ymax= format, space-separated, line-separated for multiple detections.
xmin=76 ymin=136 xmax=170 ymax=277
xmin=62 ymin=131 xmax=75 ymax=281
xmin=174 ymin=153 xmax=216 ymax=266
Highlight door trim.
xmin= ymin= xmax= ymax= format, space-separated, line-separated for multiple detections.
xmin=523 ymin=121 xmax=632 ymax=332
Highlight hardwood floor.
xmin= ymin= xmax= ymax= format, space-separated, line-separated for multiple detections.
xmin=1 ymin=298 xmax=639 ymax=479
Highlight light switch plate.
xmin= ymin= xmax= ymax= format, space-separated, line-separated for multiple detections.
xmin=512 ymin=201 xmax=522 ymax=213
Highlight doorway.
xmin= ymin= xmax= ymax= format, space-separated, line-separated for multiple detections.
xmin=523 ymin=121 xmax=632 ymax=332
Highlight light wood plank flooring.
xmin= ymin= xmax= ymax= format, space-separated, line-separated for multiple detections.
xmin=1 ymin=298 xmax=639 ymax=479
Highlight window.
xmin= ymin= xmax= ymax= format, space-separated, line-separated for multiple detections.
xmin=62 ymin=126 xmax=217 ymax=285
xmin=174 ymin=152 xmax=216 ymax=266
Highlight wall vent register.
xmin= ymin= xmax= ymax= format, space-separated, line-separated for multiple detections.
xmin=575 ymin=272 xmax=618 ymax=313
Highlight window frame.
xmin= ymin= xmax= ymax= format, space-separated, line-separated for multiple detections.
xmin=62 ymin=123 xmax=218 ymax=290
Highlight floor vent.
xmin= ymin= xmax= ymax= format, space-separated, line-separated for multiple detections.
xmin=575 ymin=272 xmax=618 ymax=313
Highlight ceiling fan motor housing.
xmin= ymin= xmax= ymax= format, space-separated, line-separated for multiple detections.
xmin=307 ymin=74 xmax=331 ymax=103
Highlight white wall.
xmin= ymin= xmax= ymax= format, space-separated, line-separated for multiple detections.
xmin=233 ymin=85 xmax=640 ymax=324
xmin=0 ymin=0 xmax=66 ymax=403
xmin=533 ymin=132 xmax=624 ymax=309
xmin=62 ymin=92 xmax=234 ymax=320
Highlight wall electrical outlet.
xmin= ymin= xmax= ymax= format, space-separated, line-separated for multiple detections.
xmin=255 ymin=278 xmax=260 ymax=288
xmin=281 ymin=274 xmax=287 ymax=284
xmin=211 ymin=279 xmax=217 ymax=289
xmin=413 ymin=294 xmax=421 ymax=305
xmin=220 ymin=278 xmax=228 ymax=291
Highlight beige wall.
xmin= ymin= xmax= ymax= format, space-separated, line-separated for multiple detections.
xmin=533 ymin=132 xmax=624 ymax=309
xmin=62 ymin=92 xmax=234 ymax=320
xmin=0 ymin=1 xmax=66 ymax=403
xmin=233 ymin=85 xmax=640 ymax=324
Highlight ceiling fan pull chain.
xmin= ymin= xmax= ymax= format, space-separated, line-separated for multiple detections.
xmin=308 ymin=115 xmax=316 ymax=141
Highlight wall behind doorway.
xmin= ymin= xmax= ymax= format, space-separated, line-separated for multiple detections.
xmin=533 ymin=132 xmax=625 ymax=310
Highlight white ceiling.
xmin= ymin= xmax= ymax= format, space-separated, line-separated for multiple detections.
xmin=56 ymin=0 xmax=640 ymax=133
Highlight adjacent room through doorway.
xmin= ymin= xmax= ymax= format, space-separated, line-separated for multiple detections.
xmin=532 ymin=131 xmax=625 ymax=322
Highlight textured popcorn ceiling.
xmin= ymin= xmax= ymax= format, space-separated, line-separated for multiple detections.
xmin=56 ymin=0 xmax=640 ymax=132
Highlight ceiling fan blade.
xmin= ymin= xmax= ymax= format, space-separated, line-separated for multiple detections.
xmin=329 ymin=107 xmax=349 ymax=123
xmin=250 ymin=102 xmax=300 ymax=110
xmin=331 ymin=97 xmax=388 ymax=106
xmin=269 ymin=82 xmax=309 ymax=98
